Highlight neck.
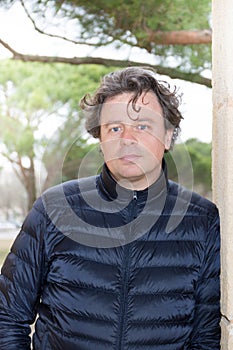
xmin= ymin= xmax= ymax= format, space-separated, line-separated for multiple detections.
xmin=109 ymin=165 xmax=162 ymax=191
xmin=100 ymin=160 xmax=168 ymax=201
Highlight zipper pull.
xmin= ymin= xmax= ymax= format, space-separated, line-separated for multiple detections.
xmin=133 ymin=191 xmax=137 ymax=201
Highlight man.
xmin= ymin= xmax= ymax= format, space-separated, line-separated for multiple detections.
xmin=0 ymin=67 xmax=220 ymax=349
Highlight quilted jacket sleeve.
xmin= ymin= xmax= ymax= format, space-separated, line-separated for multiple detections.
xmin=0 ymin=198 xmax=47 ymax=350
xmin=189 ymin=207 xmax=221 ymax=349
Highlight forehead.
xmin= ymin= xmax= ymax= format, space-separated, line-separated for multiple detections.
xmin=100 ymin=91 xmax=163 ymax=123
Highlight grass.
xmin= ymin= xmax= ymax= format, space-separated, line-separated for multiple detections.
xmin=0 ymin=239 xmax=14 ymax=267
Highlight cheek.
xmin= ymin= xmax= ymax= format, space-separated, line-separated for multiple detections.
xmin=140 ymin=133 xmax=165 ymax=150
xmin=138 ymin=137 xmax=166 ymax=162
xmin=100 ymin=139 xmax=119 ymax=160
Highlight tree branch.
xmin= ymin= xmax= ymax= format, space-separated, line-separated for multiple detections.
xmin=19 ymin=0 xmax=119 ymax=47
xmin=19 ymin=0 xmax=108 ymax=47
xmin=0 ymin=39 xmax=211 ymax=87
xmin=20 ymin=0 xmax=212 ymax=47
xmin=0 ymin=38 xmax=18 ymax=55
xmin=146 ymin=29 xmax=212 ymax=45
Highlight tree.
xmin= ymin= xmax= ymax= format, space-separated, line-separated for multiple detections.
xmin=165 ymin=138 xmax=212 ymax=197
xmin=0 ymin=0 xmax=212 ymax=86
xmin=0 ymin=58 xmax=213 ymax=214
xmin=0 ymin=166 xmax=27 ymax=219
xmin=0 ymin=60 xmax=112 ymax=211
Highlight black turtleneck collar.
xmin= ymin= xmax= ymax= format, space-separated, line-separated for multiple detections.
xmin=99 ymin=158 xmax=168 ymax=202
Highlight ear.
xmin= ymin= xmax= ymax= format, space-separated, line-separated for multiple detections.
xmin=164 ymin=129 xmax=174 ymax=151
xmin=99 ymin=142 xmax=104 ymax=154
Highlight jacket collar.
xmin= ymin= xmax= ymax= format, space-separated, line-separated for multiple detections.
xmin=99 ymin=158 xmax=168 ymax=202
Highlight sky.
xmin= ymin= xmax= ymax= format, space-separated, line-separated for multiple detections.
xmin=0 ymin=2 xmax=213 ymax=143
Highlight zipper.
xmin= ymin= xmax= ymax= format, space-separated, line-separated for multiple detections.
xmin=133 ymin=191 xmax=137 ymax=201
xmin=132 ymin=191 xmax=138 ymax=219
xmin=117 ymin=192 xmax=137 ymax=349
xmin=118 ymin=244 xmax=132 ymax=350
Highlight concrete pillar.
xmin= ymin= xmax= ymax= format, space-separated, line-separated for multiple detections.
xmin=212 ymin=1 xmax=233 ymax=348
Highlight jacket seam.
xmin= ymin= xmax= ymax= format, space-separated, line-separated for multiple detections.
xmin=128 ymin=339 xmax=186 ymax=346
xmin=44 ymin=305 xmax=116 ymax=323
xmin=40 ymin=318 xmax=114 ymax=343
xmin=52 ymin=253 xmax=119 ymax=267
xmin=134 ymin=264 xmax=203 ymax=268
xmin=9 ymin=249 xmax=37 ymax=270
xmin=47 ymin=280 xmax=118 ymax=295
xmin=128 ymin=318 xmax=192 ymax=325
xmin=129 ymin=291 xmax=194 ymax=296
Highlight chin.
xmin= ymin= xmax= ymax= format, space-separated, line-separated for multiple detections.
xmin=118 ymin=169 xmax=144 ymax=180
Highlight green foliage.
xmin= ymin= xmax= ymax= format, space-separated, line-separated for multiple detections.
xmin=61 ymin=142 xmax=102 ymax=182
xmin=24 ymin=0 xmax=212 ymax=73
xmin=185 ymin=138 xmax=212 ymax=188
xmin=165 ymin=138 xmax=212 ymax=196
xmin=0 ymin=59 xmax=213 ymax=206
xmin=0 ymin=60 xmax=115 ymax=206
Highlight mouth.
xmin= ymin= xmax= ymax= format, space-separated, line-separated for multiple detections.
xmin=119 ymin=154 xmax=141 ymax=162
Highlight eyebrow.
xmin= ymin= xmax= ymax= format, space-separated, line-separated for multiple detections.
xmin=101 ymin=115 xmax=163 ymax=126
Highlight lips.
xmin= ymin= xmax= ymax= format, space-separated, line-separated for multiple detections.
xmin=120 ymin=154 xmax=141 ymax=162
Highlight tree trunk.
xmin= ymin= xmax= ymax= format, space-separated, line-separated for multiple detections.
xmin=25 ymin=159 xmax=37 ymax=212
xmin=14 ymin=157 xmax=37 ymax=213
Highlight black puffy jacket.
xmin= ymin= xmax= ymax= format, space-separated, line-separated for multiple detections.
xmin=0 ymin=162 xmax=221 ymax=349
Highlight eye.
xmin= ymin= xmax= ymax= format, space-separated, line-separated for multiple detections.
xmin=137 ymin=124 xmax=148 ymax=131
xmin=111 ymin=126 xmax=122 ymax=133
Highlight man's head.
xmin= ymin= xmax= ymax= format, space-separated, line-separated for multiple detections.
xmin=80 ymin=66 xmax=183 ymax=149
xmin=80 ymin=67 xmax=183 ymax=189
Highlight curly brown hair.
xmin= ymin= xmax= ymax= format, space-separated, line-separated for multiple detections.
xmin=80 ymin=66 xmax=183 ymax=149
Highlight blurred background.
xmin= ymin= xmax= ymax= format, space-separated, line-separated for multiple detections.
xmin=0 ymin=0 xmax=213 ymax=265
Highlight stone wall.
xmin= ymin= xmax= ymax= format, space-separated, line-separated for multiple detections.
xmin=212 ymin=0 xmax=233 ymax=348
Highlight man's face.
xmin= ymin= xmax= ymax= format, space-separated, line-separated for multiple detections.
xmin=100 ymin=91 xmax=173 ymax=190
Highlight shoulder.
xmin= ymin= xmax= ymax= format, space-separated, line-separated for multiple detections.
xmin=165 ymin=180 xmax=219 ymax=237
xmin=41 ymin=176 xmax=97 ymax=203
xmin=167 ymin=180 xmax=219 ymax=219
xmin=31 ymin=175 xmax=99 ymax=216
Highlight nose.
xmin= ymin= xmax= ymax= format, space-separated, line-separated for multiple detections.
xmin=121 ymin=125 xmax=137 ymax=145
